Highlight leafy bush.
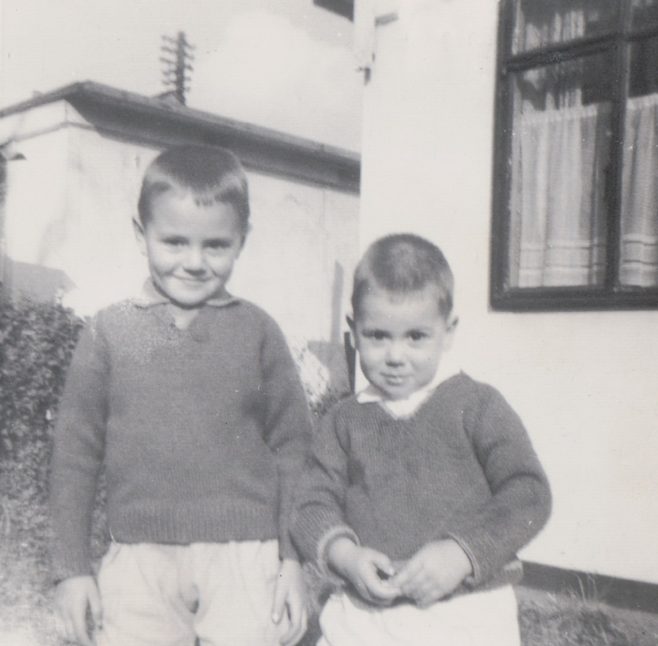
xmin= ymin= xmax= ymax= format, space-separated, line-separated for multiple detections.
xmin=289 ymin=341 xmax=347 ymax=420
xmin=0 ymin=299 xmax=83 ymax=454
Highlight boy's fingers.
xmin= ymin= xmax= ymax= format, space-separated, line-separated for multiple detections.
xmin=88 ymin=584 xmax=103 ymax=629
xmin=392 ymin=568 xmax=427 ymax=597
xmin=280 ymin=601 xmax=307 ymax=646
xmin=271 ymin=576 xmax=286 ymax=624
xmin=417 ymin=585 xmax=444 ymax=608
xmin=71 ymin=610 xmax=93 ymax=646
xmin=363 ymin=570 xmax=399 ymax=601
xmin=58 ymin=615 xmax=74 ymax=644
xmin=391 ymin=555 xmax=423 ymax=586
xmin=369 ymin=550 xmax=395 ymax=578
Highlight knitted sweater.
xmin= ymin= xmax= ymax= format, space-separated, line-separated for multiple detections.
xmin=50 ymin=295 xmax=312 ymax=581
xmin=291 ymin=373 xmax=551 ymax=590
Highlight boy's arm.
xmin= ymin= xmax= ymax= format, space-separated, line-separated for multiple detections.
xmin=50 ymin=318 xmax=109 ymax=582
xmin=289 ymin=408 xmax=359 ymax=572
xmin=445 ymin=385 xmax=552 ymax=587
xmin=289 ymin=407 xmax=400 ymax=605
xmin=259 ymin=319 xmax=314 ymax=560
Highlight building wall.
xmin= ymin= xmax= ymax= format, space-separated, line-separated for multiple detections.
xmin=2 ymin=102 xmax=359 ymax=393
xmin=358 ymin=0 xmax=658 ymax=583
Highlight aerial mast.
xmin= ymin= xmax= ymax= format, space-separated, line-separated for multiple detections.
xmin=160 ymin=32 xmax=195 ymax=105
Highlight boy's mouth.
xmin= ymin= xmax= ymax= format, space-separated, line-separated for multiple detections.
xmin=382 ymin=374 xmax=407 ymax=385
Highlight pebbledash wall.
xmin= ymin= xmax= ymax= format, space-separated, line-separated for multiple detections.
xmin=0 ymin=83 xmax=360 ymax=392
xmin=353 ymin=0 xmax=658 ymax=585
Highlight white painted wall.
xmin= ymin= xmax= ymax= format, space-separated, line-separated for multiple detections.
xmin=357 ymin=0 xmax=658 ymax=583
xmin=2 ymin=103 xmax=359 ymax=392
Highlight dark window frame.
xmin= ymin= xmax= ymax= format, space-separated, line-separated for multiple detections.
xmin=491 ymin=0 xmax=658 ymax=311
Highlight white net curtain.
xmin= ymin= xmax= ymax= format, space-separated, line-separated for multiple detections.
xmin=508 ymin=1 xmax=658 ymax=289
xmin=621 ymin=94 xmax=658 ymax=287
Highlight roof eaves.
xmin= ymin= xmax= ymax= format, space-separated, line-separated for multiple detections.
xmin=73 ymin=81 xmax=359 ymax=164
xmin=0 ymin=80 xmax=359 ymax=168
xmin=0 ymin=82 xmax=90 ymax=119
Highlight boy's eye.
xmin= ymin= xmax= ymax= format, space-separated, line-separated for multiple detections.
xmin=163 ymin=237 xmax=186 ymax=247
xmin=205 ymin=239 xmax=232 ymax=251
xmin=363 ymin=329 xmax=388 ymax=341
xmin=408 ymin=330 xmax=428 ymax=342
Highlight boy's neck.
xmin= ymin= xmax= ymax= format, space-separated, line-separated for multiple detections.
xmin=136 ymin=279 xmax=236 ymax=328
xmin=167 ymin=304 xmax=202 ymax=329
xmin=357 ymin=358 xmax=461 ymax=418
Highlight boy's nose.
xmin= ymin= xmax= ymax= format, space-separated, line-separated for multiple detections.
xmin=385 ymin=342 xmax=405 ymax=365
xmin=183 ymin=248 xmax=206 ymax=272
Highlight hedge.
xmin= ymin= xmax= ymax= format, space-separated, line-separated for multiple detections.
xmin=0 ymin=298 xmax=84 ymax=454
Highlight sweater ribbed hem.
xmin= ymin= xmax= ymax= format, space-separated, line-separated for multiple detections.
xmin=111 ymin=503 xmax=278 ymax=545
xmin=53 ymin=504 xmax=283 ymax=582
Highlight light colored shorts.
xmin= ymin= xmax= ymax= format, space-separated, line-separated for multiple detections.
xmin=95 ymin=540 xmax=287 ymax=646
xmin=318 ymin=585 xmax=520 ymax=646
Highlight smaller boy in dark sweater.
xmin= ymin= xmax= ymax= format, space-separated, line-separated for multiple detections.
xmin=291 ymin=234 xmax=551 ymax=646
xmin=50 ymin=146 xmax=312 ymax=646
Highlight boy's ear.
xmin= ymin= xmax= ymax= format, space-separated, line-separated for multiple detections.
xmin=133 ymin=217 xmax=147 ymax=256
xmin=240 ymin=223 xmax=252 ymax=249
xmin=444 ymin=314 xmax=459 ymax=350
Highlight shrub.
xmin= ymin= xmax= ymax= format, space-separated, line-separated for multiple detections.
xmin=0 ymin=298 xmax=83 ymax=455
xmin=289 ymin=341 xmax=347 ymax=421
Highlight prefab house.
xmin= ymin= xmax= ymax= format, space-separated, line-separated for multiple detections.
xmin=0 ymin=81 xmax=360 ymax=391
xmin=319 ymin=0 xmax=658 ymax=606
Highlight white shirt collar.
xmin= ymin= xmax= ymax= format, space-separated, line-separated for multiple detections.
xmin=356 ymin=356 xmax=461 ymax=418
xmin=131 ymin=279 xmax=238 ymax=309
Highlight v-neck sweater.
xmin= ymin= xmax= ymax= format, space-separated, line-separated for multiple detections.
xmin=50 ymin=299 xmax=312 ymax=581
xmin=291 ymin=373 xmax=551 ymax=589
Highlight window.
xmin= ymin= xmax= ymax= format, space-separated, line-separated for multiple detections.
xmin=492 ymin=0 xmax=658 ymax=310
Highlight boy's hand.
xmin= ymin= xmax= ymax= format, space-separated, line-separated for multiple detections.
xmin=391 ymin=539 xmax=473 ymax=607
xmin=272 ymin=559 xmax=308 ymax=646
xmin=327 ymin=537 xmax=400 ymax=605
xmin=54 ymin=575 xmax=102 ymax=646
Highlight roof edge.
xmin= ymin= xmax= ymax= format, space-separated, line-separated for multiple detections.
xmin=0 ymin=81 xmax=360 ymax=164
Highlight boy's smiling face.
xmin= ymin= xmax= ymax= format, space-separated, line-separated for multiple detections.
xmin=351 ymin=287 xmax=457 ymax=401
xmin=135 ymin=190 xmax=245 ymax=309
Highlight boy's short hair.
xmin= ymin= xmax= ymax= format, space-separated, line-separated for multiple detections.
xmin=352 ymin=233 xmax=454 ymax=319
xmin=137 ymin=145 xmax=250 ymax=231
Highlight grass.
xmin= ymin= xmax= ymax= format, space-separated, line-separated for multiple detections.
xmin=1 ymin=444 xmax=657 ymax=646
xmin=517 ymin=587 xmax=658 ymax=646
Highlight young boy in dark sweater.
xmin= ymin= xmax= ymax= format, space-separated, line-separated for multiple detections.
xmin=291 ymin=233 xmax=551 ymax=646
xmin=50 ymin=145 xmax=312 ymax=646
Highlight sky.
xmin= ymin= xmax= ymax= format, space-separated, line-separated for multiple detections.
xmin=0 ymin=0 xmax=362 ymax=150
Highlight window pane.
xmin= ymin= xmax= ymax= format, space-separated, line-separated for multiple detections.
xmin=508 ymin=54 xmax=613 ymax=287
xmin=512 ymin=0 xmax=618 ymax=54
xmin=630 ymin=37 xmax=658 ymax=98
xmin=621 ymin=37 xmax=658 ymax=287
xmin=632 ymin=0 xmax=658 ymax=29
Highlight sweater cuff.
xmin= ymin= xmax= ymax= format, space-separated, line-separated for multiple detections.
xmin=445 ymin=532 xmax=481 ymax=586
xmin=317 ymin=525 xmax=360 ymax=585
xmin=446 ymin=531 xmax=521 ymax=589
